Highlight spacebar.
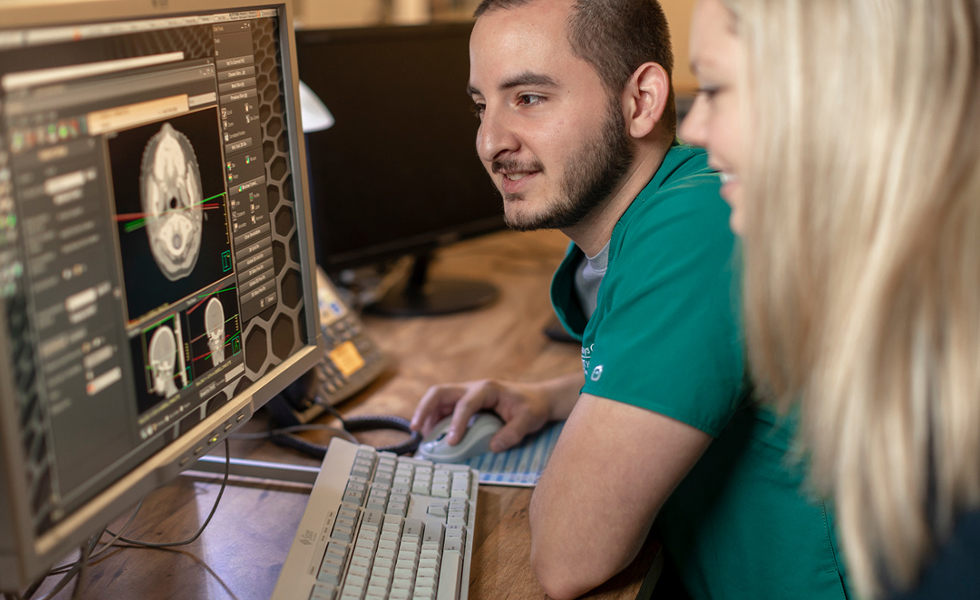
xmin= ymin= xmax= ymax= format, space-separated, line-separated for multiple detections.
xmin=436 ymin=552 xmax=463 ymax=600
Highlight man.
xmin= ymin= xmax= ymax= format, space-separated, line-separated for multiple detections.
xmin=411 ymin=0 xmax=850 ymax=598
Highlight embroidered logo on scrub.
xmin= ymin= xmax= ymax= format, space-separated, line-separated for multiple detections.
xmin=581 ymin=344 xmax=603 ymax=381
xmin=581 ymin=343 xmax=593 ymax=373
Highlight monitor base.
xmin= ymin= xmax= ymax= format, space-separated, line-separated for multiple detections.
xmin=367 ymin=278 xmax=499 ymax=317
xmin=363 ymin=252 xmax=499 ymax=317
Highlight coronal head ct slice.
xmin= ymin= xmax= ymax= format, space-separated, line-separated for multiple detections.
xmin=204 ymin=296 xmax=225 ymax=366
xmin=140 ymin=122 xmax=204 ymax=281
xmin=148 ymin=325 xmax=179 ymax=398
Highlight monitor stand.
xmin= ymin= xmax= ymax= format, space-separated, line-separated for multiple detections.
xmin=367 ymin=252 xmax=499 ymax=317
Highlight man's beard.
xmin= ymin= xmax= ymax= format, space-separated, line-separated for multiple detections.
xmin=495 ymin=101 xmax=634 ymax=232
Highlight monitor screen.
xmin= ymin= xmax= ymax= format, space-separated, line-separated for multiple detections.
xmin=0 ymin=0 xmax=321 ymax=590
xmin=296 ymin=22 xmax=505 ymax=273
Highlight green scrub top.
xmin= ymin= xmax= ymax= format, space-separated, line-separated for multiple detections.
xmin=550 ymin=144 xmax=850 ymax=600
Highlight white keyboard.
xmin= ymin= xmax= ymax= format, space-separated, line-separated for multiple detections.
xmin=272 ymin=438 xmax=479 ymax=600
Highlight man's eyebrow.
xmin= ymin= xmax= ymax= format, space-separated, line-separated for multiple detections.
xmin=467 ymin=72 xmax=558 ymax=97
xmin=500 ymin=71 xmax=558 ymax=90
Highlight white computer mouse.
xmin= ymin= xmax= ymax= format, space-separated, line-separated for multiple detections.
xmin=416 ymin=411 xmax=504 ymax=463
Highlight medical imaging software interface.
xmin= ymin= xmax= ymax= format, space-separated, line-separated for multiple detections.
xmin=0 ymin=9 xmax=308 ymax=535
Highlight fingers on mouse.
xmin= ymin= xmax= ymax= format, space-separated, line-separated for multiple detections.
xmin=416 ymin=411 xmax=504 ymax=463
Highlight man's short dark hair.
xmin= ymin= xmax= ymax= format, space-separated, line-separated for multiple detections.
xmin=474 ymin=0 xmax=677 ymax=134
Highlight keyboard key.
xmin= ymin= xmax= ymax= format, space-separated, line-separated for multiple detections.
xmin=348 ymin=564 xmax=369 ymax=580
xmin=355 ymin=531 xmax=378 ymax=551
xmin=322 ymin=551 xmax=345 ymax=568
xmin=325 ymin=542 xmax=348 ymax=561
xmin=378 ymin=538 xmax=398 ymax=552
xmin=391 ymin=576 xmax=412 ymax=590
xmin=317 ymin=563 xmax=342 ymax=585
xmin=436 ymin=552 xmax=463 ymax=600
xmin=414 ymin=586 xmax=436 ymax=600
xmin=444 ymin=538 xmax=463 ymax=555
xmin=451 ymin=473 xmax=470 ymax=498
xmin=331 ymin=522 xmax=353 ymax=543
xmin=311 ymin=584 xmax=338 ymax=600
xmin=370 ymin=568 xmax=392 ymax=585
xmin=362 ymin=509 xmax=385 ymax=530
xmin=422 ymin=521 xmax=444 ymax=547
xmin=343 ymin=488 xmax=365 ymax=506
xmin=343 ymin=572 xmax=366 ymax=591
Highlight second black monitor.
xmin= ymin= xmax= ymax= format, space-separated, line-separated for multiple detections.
xmin=296 ymin=22 xmax=505 ymax=315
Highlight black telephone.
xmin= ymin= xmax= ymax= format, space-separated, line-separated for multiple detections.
xmin=270 ymin=267 xmax=387 ymax=423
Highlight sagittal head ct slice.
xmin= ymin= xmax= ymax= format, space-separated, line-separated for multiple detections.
xmin=141 ymin=122 xmax=204 ymax=281
xmin=148 ymin=325 xmax=179 ymax=398
xmin=204 ymin=296 xmax=225 ymax=366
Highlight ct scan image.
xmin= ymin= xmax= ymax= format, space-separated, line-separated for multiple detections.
xmin=142 ymin=122 xmax=204 ymax=281
xmin=137 ymin=314 xmax=191 ymax=413
xmin=109 ymin=108 xmax=233 ymax=325
xmin=186 ymin=286 xmax=241 ymax=379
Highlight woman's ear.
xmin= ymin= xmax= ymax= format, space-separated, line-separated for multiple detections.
xmin=623 ymin=62 xmax=670 ymax=139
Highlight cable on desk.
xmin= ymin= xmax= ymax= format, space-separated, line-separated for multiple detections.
xmin=18 ymin=441 xmax=233 ymax=600
xmin=344 ymin=414 xmax=422 ymax=455
xmin=312 ymin=398 xmax=422 ymax=455
xmin=232 ymin=423 xmax=358 ymax=443
xmin=26 ymin=533 xmax=97 ymax=600
xmin=259 ymin=392 xmax=423 ymax=458
xmin=69 ymin=539 xmax=92 ymax=600
xmin=265 ymin=413 xmax=422 ymax=458
xmin=43 ymin=499 xmax=146 ymax=579
xmin=108 ymin=439 xmax=231 ymax=549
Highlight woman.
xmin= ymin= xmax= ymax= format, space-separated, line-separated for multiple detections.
xmin=680 ymin=0 xmax=980 ymax=598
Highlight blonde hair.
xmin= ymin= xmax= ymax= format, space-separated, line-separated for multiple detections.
xmin=727 ymin=0 xmax=980 ymax=597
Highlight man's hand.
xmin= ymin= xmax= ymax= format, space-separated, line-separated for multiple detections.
xmin=410 ymin=373 xmax=583 ymax=452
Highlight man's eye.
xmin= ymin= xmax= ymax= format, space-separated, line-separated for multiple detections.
xmin=517 ymin=94 xmax=543 ymax=106
xmin=470 ymin=102 xmax=485 ymax=119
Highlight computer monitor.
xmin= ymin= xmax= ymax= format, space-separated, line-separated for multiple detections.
xmin=296 ymin=23 xmax=507 ymax=316
xmin=0 ymin=0 xmax=322 ymax=591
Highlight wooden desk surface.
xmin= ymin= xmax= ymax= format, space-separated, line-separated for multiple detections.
xmin=38 ymin=230 xmax=659 ymax=600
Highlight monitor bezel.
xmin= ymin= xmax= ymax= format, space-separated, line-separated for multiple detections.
xmin=0 ymin=0 xmax=323 ymax=589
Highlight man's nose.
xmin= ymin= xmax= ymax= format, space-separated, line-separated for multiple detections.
xmin=476 ymin=105 xmax=519 ymax=164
